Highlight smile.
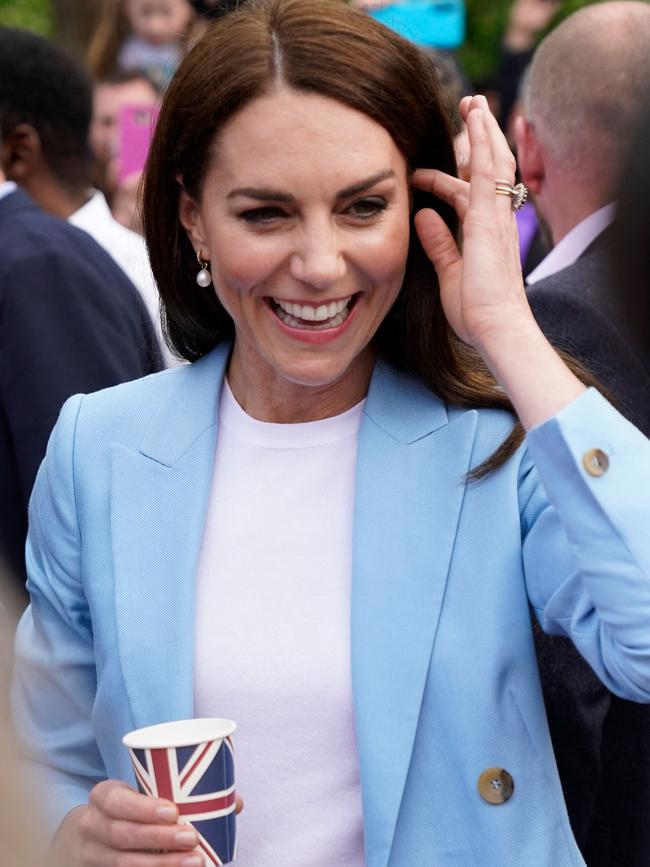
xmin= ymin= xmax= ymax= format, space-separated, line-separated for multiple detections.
xmin=269 ymin=296 xmax=355 ymax=330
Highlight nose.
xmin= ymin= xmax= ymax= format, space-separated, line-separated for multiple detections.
xmin=289 ymin=223 xmax=346 ymax=289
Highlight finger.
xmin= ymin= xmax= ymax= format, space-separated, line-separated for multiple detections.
xmin=236 ymin=795 xmax=244 ymax=814
xmin=412 ymin=170 xmax=470 ymax=219
xmin=90 ymin=780 xmax=179 ymax=824
xmin=466 ymin=108 xmax=497 ymax=212
xmin=98 ymin=817 xmax=199 ymax=853
xmin=473 ymin=94 xmax=518 ymax=184
xmin=414 ymin=208 xmax=462 ymax=278
xmin=453 ymin=126 xmax=471 ymax=183
xmin=458 ymin=95 xmax=473 ymax=123
xmin=81 ymin=839 xmax=205 ymax=867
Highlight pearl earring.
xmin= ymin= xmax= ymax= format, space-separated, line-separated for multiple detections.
xmin=195 ymin=250 xmax=212 ymax=288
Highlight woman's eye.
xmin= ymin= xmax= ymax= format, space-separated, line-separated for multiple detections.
xmin=346 ymin=197 xmax=388 ymax=219
xmin=239 ymin=206 xmax=288 ymax=224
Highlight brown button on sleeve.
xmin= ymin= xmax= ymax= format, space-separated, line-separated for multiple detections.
xmin=478 ymin=767 xmax=515 ymax=804
xmin=582 ymin=448 xmax=610 ymax=477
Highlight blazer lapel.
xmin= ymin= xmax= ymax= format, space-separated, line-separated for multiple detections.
xmin=112 ymin=345 xmax=230 ymax=729
xmin=352 ymin=360 xmax=478 ymax=867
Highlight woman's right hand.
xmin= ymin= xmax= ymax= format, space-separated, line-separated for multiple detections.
xmin=50 ymin=779 xmax=204 ymax=866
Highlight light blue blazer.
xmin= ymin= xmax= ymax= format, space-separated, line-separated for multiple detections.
xmin=13 ymin=342 xmax=650 ymax=867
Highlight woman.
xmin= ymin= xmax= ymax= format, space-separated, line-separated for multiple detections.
xmin=12 ymin=1 xmax=650 ymax=865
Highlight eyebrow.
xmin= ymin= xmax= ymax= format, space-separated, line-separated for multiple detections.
xmin=227 ymin=169 xmax=397 ymax=203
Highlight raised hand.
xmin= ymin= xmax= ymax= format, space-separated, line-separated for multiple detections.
xmin=413 ymin=94 xmax=585 ymax=430
xmin=413 ymin=94 xmax=530 ymax=351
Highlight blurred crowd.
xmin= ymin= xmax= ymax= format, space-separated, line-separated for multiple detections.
xmin=1 ymin=1 xmax=649 ymax=866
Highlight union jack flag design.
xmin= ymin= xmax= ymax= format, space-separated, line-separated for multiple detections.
xmin=128 ymin=736 xmax=236 ymax=865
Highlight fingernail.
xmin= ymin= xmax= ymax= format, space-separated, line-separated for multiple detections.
xmin=176 ymin=829 xmax=198 ymax=848
xmin=157 ymin=805 xmax=178 ymax=821
xmin=181 ymin=856 xmax=204 ymax=867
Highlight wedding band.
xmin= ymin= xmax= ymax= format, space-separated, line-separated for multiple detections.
xmin=495 ymin=180 xmax=528 ymax=211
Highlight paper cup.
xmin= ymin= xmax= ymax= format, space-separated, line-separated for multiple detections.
xmin=123 ymin=718 xmax=237 ymax=864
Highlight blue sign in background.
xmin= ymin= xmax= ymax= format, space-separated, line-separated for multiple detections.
xmin=371 ymin=1 xmax=466 ymax=49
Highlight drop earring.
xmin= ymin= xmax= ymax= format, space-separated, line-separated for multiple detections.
xmin=195 ymin=250 xmax=212 ymax=288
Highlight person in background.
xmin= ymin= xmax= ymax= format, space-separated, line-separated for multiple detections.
xmin=513 ymin=5 xmax=650 ymax=865
xmin=88 ymin=0 xmax=196 ymax=90
xmin=493 ymin=0 xmax=560 ymax=131
xmin=610 ymin=108 xmax=650 ymax=360
xmin=11 ymin=2 xmax=650 ymax=866
xmin=0 ymin=28 xmax=175 ymax=367
xmin=0 ymin=145 xmax=161 ymax=588
xmin=90 ymin=69 xmax=160 ymax=197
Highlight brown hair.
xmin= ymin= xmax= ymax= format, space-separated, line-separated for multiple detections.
xmin=143 ymin=0 xmax=597 ymax=476
xmin=87 ymin=0 xmax=130 ymax=79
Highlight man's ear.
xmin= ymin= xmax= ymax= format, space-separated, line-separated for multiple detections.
xmin=178 ymin=182 xmax=209 ymax=255
xmin=3 ymin=124 xmax=42 ymax=184
xmin=513 ymin=115 xmax=545 ymax=196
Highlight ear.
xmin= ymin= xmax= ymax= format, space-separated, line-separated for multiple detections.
xmin=3 ymin=124 xmax=43 ymax=184
xmin=178 ymin=181 xmax=209 ymax=256
xmin=513 ymin=115 xmax=545 ymax=196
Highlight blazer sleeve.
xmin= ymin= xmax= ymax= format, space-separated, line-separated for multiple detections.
xmin=520 ymin=387 xmax=650 ymax=702
xmin=11 ymin=393 xmax=105 ymax=839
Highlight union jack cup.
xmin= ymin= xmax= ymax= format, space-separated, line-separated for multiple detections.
xmin=123 ymin=718 xmax=237 ymax=865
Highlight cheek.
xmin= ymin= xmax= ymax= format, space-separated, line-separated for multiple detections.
xmin=360 ymin=218 xmax=410 ymax=293
xmin=209 ymin=224 xmax=290 ymax=296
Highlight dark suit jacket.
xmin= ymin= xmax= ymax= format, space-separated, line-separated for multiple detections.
xmin=527 ymin=226 xmax=650 ymax=867
xmin=0 ymin=188 xmax=162 ymax=587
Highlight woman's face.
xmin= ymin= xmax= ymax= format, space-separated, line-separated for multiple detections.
xmin=179 ymin=87 xmax=411 ymax=414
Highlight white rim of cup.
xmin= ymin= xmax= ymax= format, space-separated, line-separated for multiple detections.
xmin=122 ymin=718 xmax=237 ymax=750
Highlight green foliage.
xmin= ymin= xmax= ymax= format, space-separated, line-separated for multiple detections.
xmin=0 ymin=0 xmax=53 ymax=33
xmin=459 ymin=0 xmax=601 ymax=83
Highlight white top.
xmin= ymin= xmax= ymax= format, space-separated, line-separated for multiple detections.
xmin=69 ymin=191 xmax=178 ymax=368
xmin=526 ymin=202 xmax=617 ymax=285
xmin=0 ymin=180 xmax=17 ymax=201
xmin=194 ymin=381 xmax=366 ymax=867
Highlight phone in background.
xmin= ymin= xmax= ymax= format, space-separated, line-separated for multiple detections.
xmin=370 ymin=1 xmax=466 ymax=49
xmin=117 ymin=103 xmax=160 ymax=183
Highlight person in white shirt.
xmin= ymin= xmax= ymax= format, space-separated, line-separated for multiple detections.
xmin=512 ymin=5 xmax=650 ymax=865
xmin=0 ymin=30 xmax=176 ymax=368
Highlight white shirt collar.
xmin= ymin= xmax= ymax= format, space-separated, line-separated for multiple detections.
xmin=526 ymin=202 xmax=617 ymax=285
xmin=70 ymin=189 xmax=112 ymax=225
xmin=0 ymin=180 xmax=17 ymax=201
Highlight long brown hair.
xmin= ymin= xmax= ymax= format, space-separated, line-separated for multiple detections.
xmin=143 ymin=0 xmax=598 ymax=476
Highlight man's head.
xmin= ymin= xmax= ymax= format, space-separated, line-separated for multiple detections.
xmin=515 ymin=2 xmax=650 ymax=242
xmin=0 ymin=27 xmax=93 ymax=212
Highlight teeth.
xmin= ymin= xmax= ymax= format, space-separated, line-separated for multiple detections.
xmin=274 ymin=297 xmax=351 ymax=323
xmin=272 ymin=297 xmax=353 ymax=330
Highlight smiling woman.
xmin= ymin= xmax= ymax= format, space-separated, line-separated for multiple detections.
xmin=176 ymin=88 xmax=411 ymax=418
xmin=11 ymin=2 xmax=650 ymax=867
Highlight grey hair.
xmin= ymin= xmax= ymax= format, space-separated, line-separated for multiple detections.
xmin=522 ymin=2 xmax=650 ymax=187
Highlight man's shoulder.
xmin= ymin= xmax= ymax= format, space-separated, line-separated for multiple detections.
xmin=0 ymin=191 xmax=146 ymax=309
xmin=528 ymin=245 xmax=610 ymax=302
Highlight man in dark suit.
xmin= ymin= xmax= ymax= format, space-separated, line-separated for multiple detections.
xmin=0 ymin=170 xmax=161 ymax=589
xmin=514 ymin=4 xmax=650 ymax=865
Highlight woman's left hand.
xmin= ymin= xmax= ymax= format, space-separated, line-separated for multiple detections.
xmin=413 ymin=94 xmax=532 ymax=352
xmin=413 ymin=95 xmax=586 ymax=430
